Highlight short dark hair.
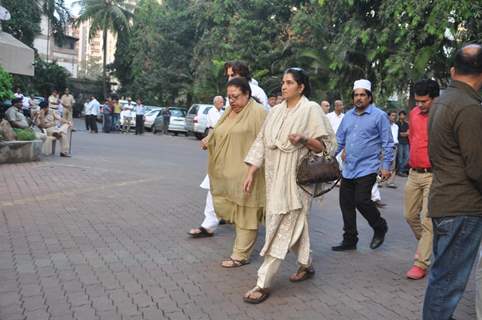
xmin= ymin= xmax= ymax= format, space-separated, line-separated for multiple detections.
xmin=284 ymin=67 xmax=311 ymax=98
xmin=230 ymin=61 xmax=251 ymax=81
xmin=226 ymin=77 xmax=252 ymax=98
xmin=414 ymin=79 xmax=440 ymax=98
xmin=398 ymin=110 xmax=407 ymax=116
xmin=453 ymin=44 xmax=482 ymax=76
xmin=351 ymin=89 xmax=373 ymax=104
xmin=388 ymin=111 xmax=397 ymax=116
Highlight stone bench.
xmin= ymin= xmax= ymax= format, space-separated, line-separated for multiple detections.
xmin=0 ymin=140 xmax=43 ymax=164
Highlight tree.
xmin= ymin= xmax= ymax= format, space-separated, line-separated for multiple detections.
xmin=32 ymin=58 xmax=71 ymax=97
xmin=40 ymin=0 xmax=71 ymax=44
xmin=1 ymin=0 xmax=42 ymax=47
xmin=75 ymin=0 xmax=134 ymax=98
xmin=0 ymin=66 xmax=14 ymax=101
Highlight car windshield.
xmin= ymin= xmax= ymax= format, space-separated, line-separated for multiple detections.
xmin=170 ymin=109 xmax=186 ymax=117
xmin=146 ymin=109 xmax=160 ymax=116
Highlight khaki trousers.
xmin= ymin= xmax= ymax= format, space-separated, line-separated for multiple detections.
xmin=46 ymin=125 xmax=70 ymax=154
xmin=404 ymin=169 xmax=433 ymax=269
xmin=63 ymin=108 xmax=73 ymax=122
xmin=231 ymin=226 xmax=257 ymax=261
xmin=256 ymin=214 xmax=310 ymax=289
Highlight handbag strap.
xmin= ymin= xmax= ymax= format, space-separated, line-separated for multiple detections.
xmin=298 ymin=176 xmax=341 ymax=198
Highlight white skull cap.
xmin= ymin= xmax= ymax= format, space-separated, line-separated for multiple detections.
xmin=353 ymin=79 xmax=372 ymax=92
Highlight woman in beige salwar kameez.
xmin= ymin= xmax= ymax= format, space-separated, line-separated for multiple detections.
xmin=206 ymin=77 xmax=267 ymax=268
xmin=242 ymin=68 xmax=337 ymax=303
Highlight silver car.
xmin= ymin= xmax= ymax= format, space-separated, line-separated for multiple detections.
xmin=185 ymin=104 xmax=213 ymax=139
xmin=168 ymin=108 xmax=187 ymax=135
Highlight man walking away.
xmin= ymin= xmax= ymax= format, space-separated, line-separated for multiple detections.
xmin=86 ymin=96 xmax=99 ymax=133
xmin=161 ymin=108 xmax=171 ymax=135
xmin=332 ymin=79 xmax=394 ymax=251
xmin=380 ymin=111 xmax=398 ymax=189
xmin=404 ymin=79 xmax=439 ymax=280
xmin=396 ymin=110 xmax=409 ymax=176
xmin=423 ymin=44 xmax=482 ymax=320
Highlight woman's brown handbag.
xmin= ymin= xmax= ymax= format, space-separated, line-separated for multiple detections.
xmin=296 ymin=151 xmax=341 ymax=197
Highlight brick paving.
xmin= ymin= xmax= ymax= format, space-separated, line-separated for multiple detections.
xmin=0 ymin=127 xmax=478 ymax=320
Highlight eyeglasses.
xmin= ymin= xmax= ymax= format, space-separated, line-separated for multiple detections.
xmin=227 ymin=94 xmax=243 ymax=102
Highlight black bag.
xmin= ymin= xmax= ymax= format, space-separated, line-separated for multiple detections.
xmin=296 ymin=151 xmax=341 ymax=197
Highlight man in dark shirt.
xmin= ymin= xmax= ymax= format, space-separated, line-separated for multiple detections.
xmin=396 ymin=110 xmax=409 ymax=176
xmin=423 ymin=44 xmax=482 ymax=320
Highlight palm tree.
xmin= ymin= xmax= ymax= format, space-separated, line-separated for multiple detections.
xmin=75 ymin=0 xmax=134 ymax=98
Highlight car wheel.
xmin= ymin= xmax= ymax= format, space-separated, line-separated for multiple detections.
xmin=194 ymin=133 xmax=203 ymax=140
xmin=203 ymin=128 xmax=209 ymax=138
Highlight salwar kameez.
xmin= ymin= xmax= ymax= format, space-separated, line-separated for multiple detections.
xmin=245 ymin=96 xmax=337 ymax=288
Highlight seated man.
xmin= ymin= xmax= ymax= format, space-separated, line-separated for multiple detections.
xmin=35 ymin=101 xmax=72 ymax=157
xmin=5 ymin=98 xmax=29 ymax=129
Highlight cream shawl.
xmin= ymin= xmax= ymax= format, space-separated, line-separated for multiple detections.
xmin=245 ymin=96 xmax=336 ymax=215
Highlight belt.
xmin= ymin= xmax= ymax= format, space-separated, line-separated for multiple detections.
xmin=411 ymin=168 xmax=432 ymax=173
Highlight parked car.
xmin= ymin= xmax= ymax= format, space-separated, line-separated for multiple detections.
xmin=152 ymin=107 xmax=187 ymax=135
xmin=143 ymin=107 xmax=163 ymax=129
xmin=168 ymin=107 xmax=187 ymax=135
xmin=185 ymin=104 xmax=213 ymax=139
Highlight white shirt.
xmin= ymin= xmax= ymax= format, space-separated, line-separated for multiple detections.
xmin=121 ymin=109 xmax=132 ymax=118
xmin=249 ymin=79 xmax=269 ymax=111
xmin=391 ymin=123 xmax=399 ymax=144
xmin=135 ymin=104 xmax=145 ymax=115
xmin=87 ymin=99 xmax=100 ymax=115
xmin=326 ymin=111 xmax=344 ymax=133
xmin=207 ymin=107 xmax=223 ymax=128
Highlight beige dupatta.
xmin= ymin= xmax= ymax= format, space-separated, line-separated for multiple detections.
xmin=208 ymin=98 xmax=267 ymax=208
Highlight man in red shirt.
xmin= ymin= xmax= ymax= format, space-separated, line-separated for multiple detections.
xmin=404 ymin=79 xmax=440 ymax=280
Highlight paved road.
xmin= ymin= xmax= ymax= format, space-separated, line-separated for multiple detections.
xmin=0 ymin=127 xmax=477 ymax=320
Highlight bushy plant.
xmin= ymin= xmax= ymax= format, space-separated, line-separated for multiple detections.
xmin=0 ymin=66 xmax=14 ymax=101
xmin=13 ymin=128 xmax=36 ymax=141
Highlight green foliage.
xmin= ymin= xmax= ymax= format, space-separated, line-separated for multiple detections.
xmin=0 ymin=66 xmax=14 ymax=101
xmin=114 ymin=0 xmax=481 ymax=107
xmin=75 ymin=0 xmax=134 ymax=97
xmin=32 ymin=58 xmax=71 ymax=97
xmin=1 ymin=0 xmax=42 ymax=46
xmin=13 ymin=128 xmax=36 ymax=141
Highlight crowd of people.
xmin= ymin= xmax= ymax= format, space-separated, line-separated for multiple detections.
xmin=3 ymin=88 xmax=75 ymax=157
xmin=186 ymin=44 xmax=482 ymax=320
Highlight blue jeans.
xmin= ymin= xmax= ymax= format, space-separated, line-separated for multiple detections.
xmin=397 ymin=143 xmax=409 ymax=174
xmin=423 ymin=215 xmax=482 ymax=320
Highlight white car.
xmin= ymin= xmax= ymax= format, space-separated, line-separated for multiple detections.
xmin=185 ymin=104 xmax=213 ymax=139
xmin=143 ymin=108 xmax=163 ymax=129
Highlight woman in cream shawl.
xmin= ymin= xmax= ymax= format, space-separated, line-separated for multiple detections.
xmin=206 ymin=77 xmax=267 ymax=268
xmin=242 ymin=68 xmax=336 ymax=303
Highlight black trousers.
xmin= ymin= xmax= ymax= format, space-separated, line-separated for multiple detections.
xmin=339 ymin=173 xmax=387 ymax=243
xmin=135 ymin=115 xmax=144 ymax=134
xmin=88 ymin=115 xmax=98 ymax=133
xmin=85 ymin=115 xmax=90 ymax=131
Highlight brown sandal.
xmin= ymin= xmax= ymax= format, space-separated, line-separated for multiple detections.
xmin=289 ymin=265 xmax=315 ymax=282
xmin=243 ymin=286 xmax=270 ymax=304
xmin=188 ymin=227 xmax=213 ymax=238
xmin=221 ymin=258 xmax=249 ymax=268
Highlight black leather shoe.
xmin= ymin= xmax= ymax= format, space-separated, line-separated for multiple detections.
xmin=332 ymin=242 xmax=357 ymax=251
xmin=60 ymin=153 xmax=72 ymax=158
xmin=370 ymin=225 xmax=388 ymax=249
xmin=218 ymin=219 xmax=226 ymax=225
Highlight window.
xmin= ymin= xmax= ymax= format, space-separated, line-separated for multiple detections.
xmin=203 ymin=106 xmax=212 ymax=114
xmin=188 ymin=105 xmax=198 ymax=115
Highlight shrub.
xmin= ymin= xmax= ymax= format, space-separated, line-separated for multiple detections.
xmin=13 ymin=128 xmax=36 ymax=141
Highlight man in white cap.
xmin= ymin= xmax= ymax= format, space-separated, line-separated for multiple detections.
xmin=332 ymin=79 xmax=394 ymax=251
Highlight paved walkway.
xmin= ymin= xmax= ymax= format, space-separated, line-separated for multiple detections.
xmin=0 ymin=128 xmax=477 ymax=320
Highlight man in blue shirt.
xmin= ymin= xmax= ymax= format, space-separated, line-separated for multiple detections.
xmin=332 ymin=79 xmax=394 ymax=251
